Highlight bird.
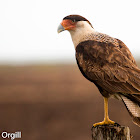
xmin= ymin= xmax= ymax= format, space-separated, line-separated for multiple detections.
xmin=57 ymin=14 xmax=140 ymax=127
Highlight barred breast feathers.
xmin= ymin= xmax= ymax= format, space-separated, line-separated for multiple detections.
xmin=69 ymin=21 xmax=119 ymax=48
xmin=82 ymin=32 xmax=119 ymax=47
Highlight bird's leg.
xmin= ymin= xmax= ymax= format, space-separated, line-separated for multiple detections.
xmin=93 ymin=97 xmax=115 ymax=127
xmin=103 ymin=97 xmax=115 ymax=124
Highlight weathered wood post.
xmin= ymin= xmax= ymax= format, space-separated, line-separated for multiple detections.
xmin=91 ymin=125 xmax=133 ymax=140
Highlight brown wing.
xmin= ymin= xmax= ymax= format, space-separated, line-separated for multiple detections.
xmin=116 ymin=38 xmax=137 ymax=66
xmin=76 ymin=38 xmax=140 ymax=127
xmin=76 ymin=39 xmax=140 ymax=96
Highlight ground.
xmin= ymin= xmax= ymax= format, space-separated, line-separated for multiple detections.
xmin=0 ymin=64 xmax=139 ymax=140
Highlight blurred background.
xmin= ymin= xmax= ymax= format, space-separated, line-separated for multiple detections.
xmin=0 ymin=0 xmax=140 ymax=140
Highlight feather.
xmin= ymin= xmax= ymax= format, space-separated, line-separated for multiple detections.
xmin=121 ymin=94 xmax=140 ymax=127
xmin=75 ymin=32 xmax=140 ymax=126
xmin=115 ymin=39 xmax=137 ymax=65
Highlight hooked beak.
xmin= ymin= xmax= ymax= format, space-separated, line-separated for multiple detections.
xmin=57 ymin=24 xmax=65 ymax=33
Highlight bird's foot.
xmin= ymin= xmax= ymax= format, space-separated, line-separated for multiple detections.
xmin=93 ymin=119 xmax=115 ymax=127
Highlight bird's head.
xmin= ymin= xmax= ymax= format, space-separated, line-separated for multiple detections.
xmin=57 ymin=15 xmax=94 ymax=47
xmin=57 ymin=15 xmax=93 ymax=33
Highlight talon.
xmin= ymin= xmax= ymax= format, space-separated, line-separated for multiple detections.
xmin=93 ymin=119 xmax=115 ymax=127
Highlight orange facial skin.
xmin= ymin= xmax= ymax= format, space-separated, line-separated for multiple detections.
xmin=61 ymin=19 xmax=76 ymax=31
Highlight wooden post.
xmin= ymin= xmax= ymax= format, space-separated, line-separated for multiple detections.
xmin=91 ymin=125 xmax=133 ymax=140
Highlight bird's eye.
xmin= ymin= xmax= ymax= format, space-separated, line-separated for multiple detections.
xmin=72 ymin=19 xmax=76 ymax=23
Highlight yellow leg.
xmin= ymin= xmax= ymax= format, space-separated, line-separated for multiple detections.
xmin=93 ymin=97 xmax=115 ymax=127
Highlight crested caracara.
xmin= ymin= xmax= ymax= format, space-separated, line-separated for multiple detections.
xmin=57 ymin=15 xmax=140 ymax=127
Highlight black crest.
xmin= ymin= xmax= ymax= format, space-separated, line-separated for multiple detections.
xmin=63 ymin=15 xmax=93 ymax=27
xmin=63 ymin=15 xmax=88 ymax=22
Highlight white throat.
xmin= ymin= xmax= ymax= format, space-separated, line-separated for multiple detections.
xmin=69 ymin=21 xmax=96 ymax=48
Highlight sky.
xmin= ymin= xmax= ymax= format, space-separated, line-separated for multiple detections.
xmin=0 ymin=0 xmax=140 ymax=64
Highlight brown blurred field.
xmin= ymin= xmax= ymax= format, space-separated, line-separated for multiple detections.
xmin=0 ymin=64 xmax=140 ymax=140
